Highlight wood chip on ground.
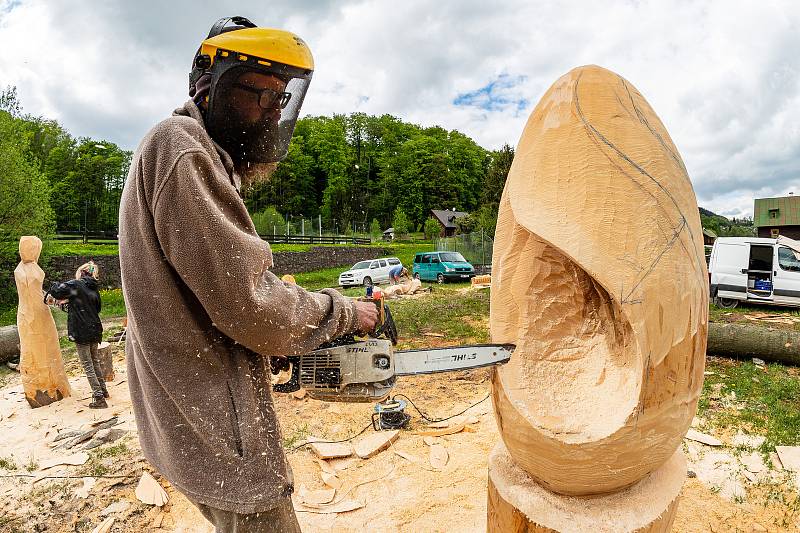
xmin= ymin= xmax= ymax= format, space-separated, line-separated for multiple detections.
xmin=429 ymin=444 xmax=449 ymax=470
xmin=135 ymin=471 xmax=169 ymax=506
xmin=353 ymin=430 xmax=399 ymax=459
xmin=309 ymin=441 xmax=353 ymax=460
xmin=414 ymin=423 xmax=467 ymax=437
xmin=684 ymin=429 xmax=723 ymax=447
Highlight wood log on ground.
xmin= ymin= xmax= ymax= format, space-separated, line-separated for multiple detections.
xmin=487 ymin=443 xmax=684 ymax=533
xmin=491 ymin=65 xmax=707 ymax=496
xmin=707 ymin=322 xmax=800 ymax=365
xmin=0 ymin=325 xmax=20 ymax=363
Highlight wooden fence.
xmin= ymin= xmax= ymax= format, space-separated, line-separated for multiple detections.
xmin=257 ymin=234 xmax=372 ymax=245
xmin=52 ymin=233 xmax=373 ymax=246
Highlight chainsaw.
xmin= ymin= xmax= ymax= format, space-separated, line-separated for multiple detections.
xmin=271 ymin=297 xmax=514 ymax=402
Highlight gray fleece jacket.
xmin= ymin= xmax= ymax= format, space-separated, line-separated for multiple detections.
xmin=118 ymin=101 xmax=358 ymax=513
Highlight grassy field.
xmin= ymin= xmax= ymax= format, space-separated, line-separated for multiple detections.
xmin=698 ymin=357 xmax=800 ymax=450
xmin=709 ymin=301 xmax=800 ymax=332
xmin=390 ymin=285 xmax=489 ymax=347
xmin=44 ymin=241 xmax=121 ymax=256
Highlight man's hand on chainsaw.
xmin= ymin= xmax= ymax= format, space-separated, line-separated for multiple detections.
xmin=354 ymin=300 xmax=379 ymax=333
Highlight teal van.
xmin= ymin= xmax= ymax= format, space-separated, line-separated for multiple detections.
xmin=412 ymin=251 xmax=475 ymax=283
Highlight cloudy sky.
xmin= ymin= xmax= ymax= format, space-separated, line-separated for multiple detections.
xmin=1 ymin=0 xmax=798 ymax=217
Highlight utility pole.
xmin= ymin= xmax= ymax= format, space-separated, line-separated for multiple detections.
xmin=83 ymin=200 xmax=89 ymax=244
xmin=481 ymin=228 xmax=485 ymax=269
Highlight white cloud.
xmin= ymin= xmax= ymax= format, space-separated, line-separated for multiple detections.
xmin=1 ymin=0 xmax=798 ymax=217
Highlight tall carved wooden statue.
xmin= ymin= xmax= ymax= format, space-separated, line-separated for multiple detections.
xmin=14 ymin=236 xmax=71 ymax=407
xmin=488 ymin=66 xmax=708 ymax=531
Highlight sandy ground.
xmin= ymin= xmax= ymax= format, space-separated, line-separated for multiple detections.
xmin=0 ymin=344 xmax=798 ymax=532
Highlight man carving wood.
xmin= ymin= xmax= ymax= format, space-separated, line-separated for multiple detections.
xmin=118 ymin=17 xmax=377 ymax=532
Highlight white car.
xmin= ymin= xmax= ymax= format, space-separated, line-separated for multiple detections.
xmin=339 ymin=257 xmax=402 ymax=287
xmin=710 ymin=236 xmax=800 ymax=308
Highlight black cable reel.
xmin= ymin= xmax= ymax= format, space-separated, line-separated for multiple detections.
xmin=372 ymin=398 xmax=410 ymax=430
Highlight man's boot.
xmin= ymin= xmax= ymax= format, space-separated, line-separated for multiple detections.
xmin=89 ymin=395 xmax=108 ymax=409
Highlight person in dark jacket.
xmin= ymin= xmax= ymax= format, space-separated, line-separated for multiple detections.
xmin=47 ymin=261 xmax=107 ymax=408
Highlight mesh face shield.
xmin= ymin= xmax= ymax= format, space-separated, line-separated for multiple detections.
xmin=204 ymin=55 xmax=312 ymax=164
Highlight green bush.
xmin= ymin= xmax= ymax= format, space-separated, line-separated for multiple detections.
xmin=250 ymin=207 xmax=286 ymax=235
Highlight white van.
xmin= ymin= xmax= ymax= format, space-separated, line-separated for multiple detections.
xmin=338 ymin=257 xmax=402 ymax=287
xmin=709 ymin=236 xmax=800 ymax=308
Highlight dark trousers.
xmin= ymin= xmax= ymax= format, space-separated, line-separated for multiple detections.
xmin=189 ymin=496 xmax=302 ymax=533
xmin=75 ymin=342 xmax=106 ymax=398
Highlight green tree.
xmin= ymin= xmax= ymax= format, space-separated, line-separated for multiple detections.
xmin=474 ymin=204 xmax=499 ymax=234
xmin=0 ymin=85 xmax=21 ymax=116
xmin=700 ymin=211 xmax=755 ymax=238
xmin=455 ymin=213 xmax=477 ymax=234
xmin=392 ymin=207 xmax=410 ymax=236
xmin=246 ymin=134 xmax=318 ymax=218
xmin=50 ymin=139 xmax=130 ymax=234
xmin=483 ymin=144 xmax=514 ymax=206
xmin=0 ymin=103 xmax=56 ymax=306
xmin=239 ymin=111 xmax=498 ymax=236
xmin=475 ymin=144 xmax=514 ymax=234
xmin=369 ymin=218 xmax=382 ymax=238
xmin=424 ymin=218 xmax=441 ymax=240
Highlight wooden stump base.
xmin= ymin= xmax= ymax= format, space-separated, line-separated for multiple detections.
xmin=487 ymin=444 xmax=685 ymax=532
xmin=24 ymin=388 xmax=66 ymax=408
xmin=97 ymin=341 xmax=114 ymax=382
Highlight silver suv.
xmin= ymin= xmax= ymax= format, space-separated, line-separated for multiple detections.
xmin=338 ymin=257 xmax=402 ymax=287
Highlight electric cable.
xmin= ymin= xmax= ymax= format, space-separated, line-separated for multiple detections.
xmin=0 ymin=473 xmax=133 ymax=480
xmin=290 ymin=422 xmax=372 ymax=453
xmin=290 ymin=393 xmax=490 ymax=453
xmin=392 ymin=392 xmax=490 ymax=423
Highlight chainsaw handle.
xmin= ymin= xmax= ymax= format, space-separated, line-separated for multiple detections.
xmin=373 ymin=303 xmax=397 ymax=345
xmin=272 ymin=355 xmax=301 ymax=393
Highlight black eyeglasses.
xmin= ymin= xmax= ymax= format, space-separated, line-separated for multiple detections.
xmin=233 ymin=83 xmax=292 ymax=109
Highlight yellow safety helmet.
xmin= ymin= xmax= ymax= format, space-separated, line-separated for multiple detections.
xmin=189 ymin=17 xmax=314 ymax=163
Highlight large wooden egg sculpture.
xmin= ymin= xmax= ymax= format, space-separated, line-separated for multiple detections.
xmin=489 ymin=65 xmax=708 ymax=503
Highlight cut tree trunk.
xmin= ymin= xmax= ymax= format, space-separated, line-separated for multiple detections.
xmin=487 ymin=443 xmax=684 ymax=533
xmin=0 ymin=325 xmax=20 ymax=364
xmin=707 ymin=322 xmax=800 ymax=365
